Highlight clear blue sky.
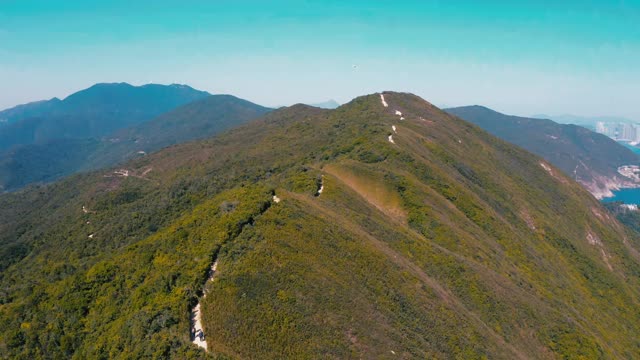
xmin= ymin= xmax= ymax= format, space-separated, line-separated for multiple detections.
xmin=1 ymin=0 xmax=639 ymax=118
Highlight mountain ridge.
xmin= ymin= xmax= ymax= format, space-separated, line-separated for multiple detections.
xmin=2 ymin=92 xmax=640 ymax=358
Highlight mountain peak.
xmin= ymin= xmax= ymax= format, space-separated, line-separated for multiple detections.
xmin=447 ymin=104 xmax=499 ymax=114
xmin=308 ymin=99 xmax=340 ymax=109
xmin=168 ymin=83 xmax=196 ymax=90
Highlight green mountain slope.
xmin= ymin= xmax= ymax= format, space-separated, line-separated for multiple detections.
xmin=90 ymin=94 xmax=272 ymax=168
xmin=0 ymin=83 xmax=211 ymax=151
xmin=0 ymin=95 xmax=270 ymax=192
xmin=446 ymin=105 xmax=640 ymax=198
xmin=0 ymin=138 xmax=101 ymax=191
xmin=2 ymin=93 xmax=640 ymax=359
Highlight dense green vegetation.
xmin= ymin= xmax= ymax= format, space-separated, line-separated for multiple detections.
xmin=0 ymin=92 xmax=270 ymax=192
xmin=0 ymin=138 xmax=101 ymax=191
xmin=89 ymin=94 xmax=272 ymax=170
xmin=2 ymin=92 xmax=640 ymax=359
xmin=604 ymin=202 xmax=640 ymax=234
xmin=446 ymin=105 xmax=640 ymax=196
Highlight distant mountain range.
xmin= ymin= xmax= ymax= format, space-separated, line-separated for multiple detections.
xmin=0 ymin=83 xmax=211 ymax=151
xmin=0 ymin=84 xmax=270 ymax=191
xmin=447 ymin=105 xmax=640 ymax=198
xmin=309 ymin=99 xmax=340 ymax=109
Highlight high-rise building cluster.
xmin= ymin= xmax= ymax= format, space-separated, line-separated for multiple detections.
xmin=595 ymin=122 xmax=640 ymax=143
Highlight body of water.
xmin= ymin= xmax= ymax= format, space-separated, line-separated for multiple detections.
xmin=620 ymin=142 xmax=640 ymax=155
xmin=601 ymin=142 xmax=640 ymax=204
xmin=602 ymin=188 xmax=640 ymax=205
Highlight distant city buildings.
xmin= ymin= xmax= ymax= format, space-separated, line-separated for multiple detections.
xmin=595 ymin=121 xmax=640 ymax=144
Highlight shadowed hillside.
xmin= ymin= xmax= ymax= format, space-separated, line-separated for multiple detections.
xmin=446 ymin=105 xmax=640 ymax=198
xmin=0 ymin=94 xmax=270 ymax=192
xmin=93 ymin=94 xmax=272 ymax=167
xmin=2 ymin=93 xmax=640 ymax=359
xmin=0 ymin=83 xmax=211 ymax=151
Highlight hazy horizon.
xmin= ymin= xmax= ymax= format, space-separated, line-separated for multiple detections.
xmin=2 ymin=0 xmax=639 ymax=119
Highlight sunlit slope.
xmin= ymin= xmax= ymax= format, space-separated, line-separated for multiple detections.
xmin=2 ymin=92 xmax=640 ymax=359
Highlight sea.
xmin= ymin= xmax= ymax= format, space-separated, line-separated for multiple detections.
xmin=602 ymin=188 xmax=640 ymax=205
xmin=601 ymin=142 xmax=640 ymax=205
xmin=622 ymin=142 xmax=640 ymax=156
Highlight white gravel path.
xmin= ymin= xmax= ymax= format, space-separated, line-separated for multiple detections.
xmin=190 ymin=260 xmax=218 ymax=351
xmin=380 ymin=94 xmax=388 ymax=107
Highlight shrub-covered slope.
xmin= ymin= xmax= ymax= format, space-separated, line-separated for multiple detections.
xmin=2 ymin=93 xmax=640 ymax=359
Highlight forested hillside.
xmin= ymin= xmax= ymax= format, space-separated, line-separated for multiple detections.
xmin=0 ymin=94 xmax=270 ymax=192
xmin=2 ymin=93 xmax=640 ymax=359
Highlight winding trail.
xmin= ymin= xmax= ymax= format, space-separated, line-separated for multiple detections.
xmin=382 ymin=96 xmax=402 ymax=142
xmin=316 ymin=176 xmax=325 ymax=196
xmin=380 ymin=94 xmax=388 ymax=107
xmin=191 ymin=303 xmax=207 ymax=349
xmin=188 ymin=195 xmax=277 ymax=352
xmin=190 ymin=260 xmax=219 ymax=351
